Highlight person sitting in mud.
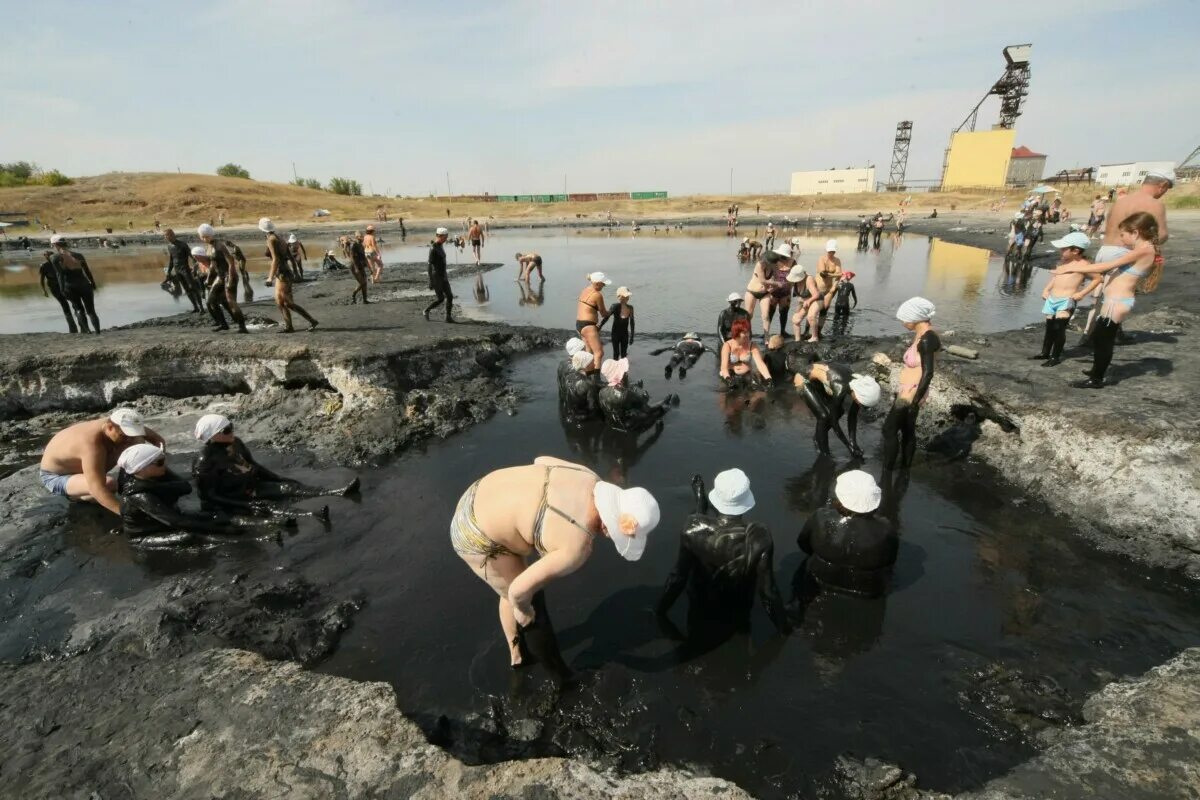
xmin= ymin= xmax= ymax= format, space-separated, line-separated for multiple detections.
xmin=737 ymin=237 xmax=751 ymax=262
xmin=452 ymin=456 xmax=661 ymax=671
xmin=560 ymin=350 xmax=602 ymax=423
xmin=191 ymin=414 xmax=357 ymax=518
xmin=117 ymin=443 xmax=293 ymax=545
xmin=515 ymin=251 xmax=544 ymax=282
xmin=224 ymin=240 xmax=253 ymax=302
xmin=1030 ymin=231 xmax=1099 ymax=368
xmin=657 ymin=469 xmax=790 ymax=634
xmin=38 ymin=408 xmax=166 ymax=515
xmin=717 ymin=292 xmax=751 ymax=344
xmin=321 ymin=249 xmax=347 ymax=271
xmin=558 ymin=337 xmax=589 ymax=390
xmin=648 ymin=332 xmax=716 ymax=379
xmin=794 ymin=359 xmax=881 ymax=458
xmin=597 ymin=358 xmax=677 ymax=433
xmin=761 ymin=334 xmax=794 ymax=385
xmin=719 ymin=318 xmax=772 ymax=389
xmin=797 ymin=470 xmax=897 ymax=597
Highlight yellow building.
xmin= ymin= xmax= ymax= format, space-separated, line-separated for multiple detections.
xmin=941 ymin=129 xmax=1017 ymax=189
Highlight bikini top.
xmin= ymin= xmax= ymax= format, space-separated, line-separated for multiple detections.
xmin=1116 ymin=263 xmax=1149 ymax=278
xmin=531 ymin=464 xmax=597 ymax=555
xmin=903 ymin=343 xmax=920 ymax=368
xmin=729 ymin=348 xmax=753 ymax=364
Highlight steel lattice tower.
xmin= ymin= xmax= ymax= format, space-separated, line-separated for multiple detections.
xmin=887 ymin=121 xmax=913 ymax=190
xmin=955 ymin=44 xmax=1033 ymax=132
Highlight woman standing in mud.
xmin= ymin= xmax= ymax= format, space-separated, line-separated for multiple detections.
xmin=260 ymin=217 xmax=319 ymax=332
xmin=49 ymin=234 xmax=101 ymax=333
xmin=198 ymin=225 xmax=248 ymax=333
xmin=345 ymin=233 xmax=371 ymax=304
xmin=576 ymin=272 xmax=612 ymax=370
xmin=744 ymin=244 xmax=794 ymax=336
xmin=610 ymin=287 xmax=635 ymax=359
xmin=803 ymin=240 xmax=842 ymax=343
xmin=363 ymin=224 xmax=384 ymax=283
xmin=882 ymin=297 xmax=940 ymax=471
xmin=451 ymin=456 xmax=660 ymax=668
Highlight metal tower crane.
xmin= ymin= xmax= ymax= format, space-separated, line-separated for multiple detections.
xmin=954 ymin=44 xmax=1032 ymax=133
xmin=886 ymin=121 xmax=913 ymax=190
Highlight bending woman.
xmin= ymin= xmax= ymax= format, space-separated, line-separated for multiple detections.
xmin=795 ymin=360 xmax=881 ymax=458
xmin=452 ymin=456 xmax=660 ymax=668
xmin=576 ymin=271 xmax=612 ymax=371
xmin=719 ymin=318 xmax=772 ymax=389
xmin=882 ymin=297 xmax=940 ymax=470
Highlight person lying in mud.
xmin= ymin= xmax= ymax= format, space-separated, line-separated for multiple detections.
xmin=719 ymin=318 xmax=772 ymax=390
xmin=657 ymin=470 xmax=790 ymax=635
xmin=797 ymin=470 xmax=897 ymax=597
xmin=117 ymin=443 xmax=294 ymax=545
xmin=451 ymin=455 xmax=661 ymax=670
xmin=717 ymin=292 xmax=751 ymax=344
xmin=597 ymin=358 xmax=677 ymax=433
xmin=38 ymin=408 xmax=166 ymax=515
xmin=1029 ymin=232 xmax=1099 ymax=368
xmin=648 ymin=332 xmax=717 ymax=379
xmin=882 ymin=297 xmax=940 ymax=471
xmin=191 ymin=414 xmax=356 ymax=518
xmin=794 ymin=358 xmax=881 ymax=458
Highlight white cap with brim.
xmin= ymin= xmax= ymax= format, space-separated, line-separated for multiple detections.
xmin=587 ymin=271 xmax=612 ymax=285
xmin=109 ymin=407 xmax=146 ymax=437
xmin=258 ymin=217 xmax=275 ymax=233
xmin=825 ymin=239 xmax=838 ymax=252
xmin=708 ymin=468 xmax=755 ymax=516
xmin=50 ymin=234 xmax=65 ymax=245
xmin=849 ymin=375 xmax=881 ymax=408
xmin=1144 ymin=169 xmax=1175 ymax=186
xmin=786 ymin=265 xmax=808 ymax=283
xmin=191 ymin=245 xmax=209 ymax=258
xmin=727 ymin=292 xmax=743 ymax=303
xmin=897 ymin=297 xmax=936 ymax=323
xmin=771 ymin=243 xmax=794 ymax=259
xmin=1050 ymin=232 xmax=1092 ymax=250
xmin=435 ymin=227 xmax=449 ymax=236
xmin=593 ymin=482 xmax=660 ymax=562
xmin=194 ymin=413 xmax=231 ymax=443
xmin=117 ymin=443 xmax=164 ymax=475
xmin=571 ymin=351 xmax=593 ymax=370
xmin=835 ymin=470 xmax=881 ymax=514
xmin=565 ymin=337 xmax=586 ymax=357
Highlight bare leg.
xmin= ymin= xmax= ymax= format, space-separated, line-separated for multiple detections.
xmin=462 ymin=551 xmax=527 ymax=666
xmin=583 ymin=325 xmax=604 ymax=371
xmin=805 ymin=301 xmax=823 ymax=342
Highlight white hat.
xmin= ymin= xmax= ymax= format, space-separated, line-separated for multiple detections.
xmin=197 ymin=223 xmax=216 ymax=239
xmin=435 ymin=227 xmax=449 ymax=236
xmin=587 ymin=271 xmax=612 ymax=285
xmin=708 ymin=468 xmax=755 ymax=515
xmin=565 ymin=337 xmax=586 ymax=357
xmin=194 ymin=413 xmax=231 ymax=443
xmin=287 ymin=234 xmax=297 ymax=244
xmin=825 ymin=239 xmax=838 ymax=252
xmin=600 ymin=357 xmax=629 ymax=387
xmin=727 ymin=292 xmax=743 ymax=303
xmin=258 ymin=217 xmax=275 ymax=233
xmin=835 ymin=470 xmax=881 ymax=514
xmin=742 ymin=236 xmax=750 ymax=243
xmin=897 ymin=297 xmax=936 ymax=323
xmin=592 ymin=482 xmax=661 ymax=562
xmin=326 ymin=250 xmax=335 ymax=256
xmin=49 ymin=233 xmax=65 ymax=245
xmin=786 ymin=265 xmax=808 ymax=283
xmin=771 ymin=243 xmax=794 ymax=259
xmin=117 ymin=443 xmax=164 ymax=475
xmin=616 ymin=286 xmax=632 ymax=298
xmin=1050 ymin=232 xmax=1091 ymax=250
xmin=108 ymin=407 xmax=146 ymax=436
xmin=1013 ymin=212 xmax=1024 ymax=220
xmin=849 ymin=375 xmax=881 ymax=408
xmin=571 ymin=351 xmax=593 ymax=370
xmin=190 ymin=245 xmax=209 ymax=258
xmin=683 ymin=331 xmax=699 ymax=340
xmin=1144 ymin=169 xmax=1175 ymax=186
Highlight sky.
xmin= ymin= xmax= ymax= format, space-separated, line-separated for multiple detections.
xmin=3 ymin=0 xmax=1198 ymax=196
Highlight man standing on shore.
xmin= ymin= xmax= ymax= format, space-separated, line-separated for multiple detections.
xmin=164 ymin=229 xmax=204 ymax=312
xmin=424 ymin=227 xmax=455 ymax=322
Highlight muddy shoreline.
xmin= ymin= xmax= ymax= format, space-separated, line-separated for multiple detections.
xmin=2 ymin=218 xmax=1199 ymax=798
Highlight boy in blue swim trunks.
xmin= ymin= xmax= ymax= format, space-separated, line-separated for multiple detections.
xmin=1029 ymin=231 xmax=1101 ymax=367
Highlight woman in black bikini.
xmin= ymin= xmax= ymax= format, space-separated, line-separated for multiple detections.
xmin=576 ymin=272 xmax=612 ymax=370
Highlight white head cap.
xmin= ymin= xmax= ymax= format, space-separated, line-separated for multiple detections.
xmin=786 ymin=265 xmax=808 ymax=283
xmin=616 ymin=286 xmax=632 ymax=298
xmin=587 ymin=271 xmax=612 ymax=285
xmin=258 ymin=217 xmax=275 ymax=233
xmin=565 ymin=337 xmax=586 ymax=357
xmin=117 ymin=443 xmax=164 ymax=475
xmin=190 ymin=245 xmax=209 ymax=259
xmin=194 ymin=413 xmax=231 ymax=443
xmin=571 ymin=351 xmax=593 ymax=370
xmin=287 ymin=234 xmax=297 ymax=243
xmin=435 ymin=227 xmax=449 ymax=236
xmin=742 ymin=236 xmax=749 ymax=243
xmin=592 ymin=482 xmax=661 ymax=561
xmin=600 ymin=357 xmax=629 ymax=387
xmin=108 ymin=407 xmax=146 ymax=436
xmin=849 ymin=375 xmax=881 ymax=408
xmin=727 ymin=292 xmax=743 ymax=303
xmin=897 ymin=297 xmax=936 ymax=323
xmin=771 ymin=243 xmax=795 ymax=260
xmin=835 ymin=470 xmax=882 ymax=514
xmin=197 ymin=223 xmax=216 ymax=239
xmin=708 ymin=468 xmax=755 ymax=515
xmin=49 ymin=233 xmax=65 ymax=245
xmin=1144 ymin=169 xmax=1175 ymax=187
xmin=825 ymin=239 xmax=838 ymax=252
xmin=1013 ymin=212 xmax=1024 ymax=220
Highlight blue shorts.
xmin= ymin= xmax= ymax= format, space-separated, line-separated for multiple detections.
xmin=1042 ymin=295 xmax=1075 ymax=316
xmin=39 ymin=469 xmax=72 ymax=496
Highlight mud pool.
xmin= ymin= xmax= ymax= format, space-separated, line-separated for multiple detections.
xmin=1 ymin=226 xmax=1051 ymax=335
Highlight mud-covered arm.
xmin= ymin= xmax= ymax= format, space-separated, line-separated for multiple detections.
xmin=77 ymin=253 xmax=97 ymax=288
xmin=237 ymin=440 xmax=283 ymax=481
xmin=849 ymin=283 xmax=857 ymax=308
xmin=648 ymin=346 xmax=672 ymax=356
xmin=847 ymin=402 xmax=862 ymax=455
xmin=299 ymin=242 xmax=307 ymax=259
xmin=747 ymin=523 xmax=790 ymax=634
xmin=39 ymin=265 xmax=51 ymax=296
xmin=913 ymin=333 xmax=940 ymax=405
xmin=656 ymin=536 xmax=697 ymax=617
xmin=629 ymin=308 xmax=635 ymax=342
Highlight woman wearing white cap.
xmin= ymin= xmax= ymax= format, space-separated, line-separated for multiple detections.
xmin=610 ymin=286 xmax=635 ymax=359
xmin=883 ymin=298 xmax=940 ymax=470
xmin=575 ymin=272 xmax=612 ymax=370
xmin=451 ymin=456 xmax=661 ymax=667
xmin=557 ymin=337 xmax=588 ymax=396
xmin=363 ymin=224 xmax=383 ymax=283
xmin=657 ymin=469 xmax=790 ymax=634
xmin=49 ymin=234 xmax=100 ymax=333
xmin=794 ymin=359 xmax=881 ymax=458
xmin=197 ymin=225 xmax=248 ymax=334
xmin=797 ymin=470 xmax=896 ymax=597
xmin=744 ymin=244 xmax=795 ymax=336
xmin=261 ymin=217 xmax=319 ymax=332
xmin=287 ymin=233 xmax=308 ymax=279
xmin=801 ymin=240 xmax=843 ymax=343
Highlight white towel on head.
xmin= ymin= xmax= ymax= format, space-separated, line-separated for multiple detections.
xmin=896 ymin=297 xmax=936 ymax=323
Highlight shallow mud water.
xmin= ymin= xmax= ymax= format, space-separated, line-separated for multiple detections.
xmin=1 ymin=227 xmax=1050 ymax=335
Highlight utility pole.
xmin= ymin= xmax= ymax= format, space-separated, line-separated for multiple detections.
xmin=446 ymin=171 xmax=452 ymax=199
xmin=292 ymin=162 xmax=298 ymax=182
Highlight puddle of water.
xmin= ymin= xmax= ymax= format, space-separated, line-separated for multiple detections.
xmin=0 ymin=227 xmax=1050 ymax=335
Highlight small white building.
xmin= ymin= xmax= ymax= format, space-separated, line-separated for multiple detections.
xmin=790 ymin=167 xmax=876 ymax=195
xmin=1095 ymin=161 xmax=1175 ymax=187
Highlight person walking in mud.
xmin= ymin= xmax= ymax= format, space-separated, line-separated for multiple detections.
xmin=451 ymin=455 xmax=661 ymax=670
xmin=423 ymin=226 xmax=455 ymax=322
xmin=346 ymin=232 xmax=371 ymax=304
xmin=261 ymin=217 xmax=319 ymax=332
xmin=225 ymin=239 xmax=253 ymax=302
xmin=287 ymin=234 xmax=308 ymax=278
xmin=49 ymin=234 xmax=101 ymax=333
xmin=38 ymin=408 xmax=166 ymax=515
xmin=198 ymin=224 xmax=248 ymax=333
xmin=363 ymin=224 xmax=384 ymax=283
xmin=38 ymin=250 xmax=78 ymax=332
xmin=468 ymin=219 xmax=485 ymax=265
xmin=882 ymin=298 xmax=940 ymax=470
xmin=163 ymin=229 xmax=204 ymax=312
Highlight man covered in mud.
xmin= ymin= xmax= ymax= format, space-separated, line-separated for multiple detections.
xmin=261 ymin=217 xmax=319 ymax=333
xmin=38 ymin=408 xmax=166 ymax=515
xmin=657 ymin=470 xmax=790 ymax=634
xmin=191 ymin=414 xmax=357 ymax=518
xmin=649 ymin=332 xmax=717 ymax=379
xmin=597 ymin=358 xmax=676 ymax=433
xmin=797 ymin=470 xmax=897 ymax=597
xmin=424 ymin=227 xmax=455 ymax=322
xmin=717 ymin=292 xmax=751 ymax=343
xmin=344 ymin=232 xmax=371 ymax=304
xmin=163 ymin=228 xmax=205 ymax=312
xmin=117 ymin=443 xmax=293 ymax=544
xmin=39 ymin=250 xmax=78 ymax=332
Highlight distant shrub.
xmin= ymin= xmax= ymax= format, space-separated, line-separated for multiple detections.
xmin=0 ymin=161 xmax=72 ymax=186
xmin=38 ymin=170 xmax=72 ymax=186
xmin=216 ymin=163 xmax=251 ymax=179
xmin=328 ymin=177 xmax=362 ymax=196
xmin=291 ymin=177 xmax=323 ymax=191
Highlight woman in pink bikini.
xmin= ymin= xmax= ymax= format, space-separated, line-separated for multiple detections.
xmin=882 ymin=297 xmax=940 ymax=470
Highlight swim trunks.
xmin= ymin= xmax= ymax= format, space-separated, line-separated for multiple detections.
xmin=39 ymin=469 xmax=71 ymax=496
xmin=1042 ymin=295 xmax=1075 ymax=316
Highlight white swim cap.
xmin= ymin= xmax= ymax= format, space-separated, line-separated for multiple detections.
xmin=258 ymin=217 xmax=275 ymax=233
xmin=190 ymin=245 xmax=209 ymax=258
xmin=117 ymin=443 xmax=164 ymax=475
xmin=571 ymin=351 xmax=592 ymax=370
xmin=194 ymin=413 xmax=231 ymax=443
xmin=565 ymin=337 xmax=586 ymax=357
xmin=896 ymin=297 xmax=936 ymax=323
xmin=849 ymin=374 xmax=881 ymax=408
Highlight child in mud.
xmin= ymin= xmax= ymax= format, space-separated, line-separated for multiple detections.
xmin=1029 ymin=232 xmax=1100 ymax=368
xmin=832 ymin=271 xmax=858 ymax=319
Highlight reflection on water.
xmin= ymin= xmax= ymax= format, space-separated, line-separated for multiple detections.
xmin=1 ymin=227 xmax=1052 ymax=335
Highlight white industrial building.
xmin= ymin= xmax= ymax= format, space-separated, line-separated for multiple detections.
xmin=790 ymin=167 xmax=876 ymax=195
xmin=1095 ymin=161 xmax=1175 ymax=187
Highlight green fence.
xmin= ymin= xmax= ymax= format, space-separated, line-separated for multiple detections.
xmin=630 ymin=191 xmax=668 ymax=200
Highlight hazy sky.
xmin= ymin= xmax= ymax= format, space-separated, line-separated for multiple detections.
xmin=3 ymin=0 xmax=1197 ymax=196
